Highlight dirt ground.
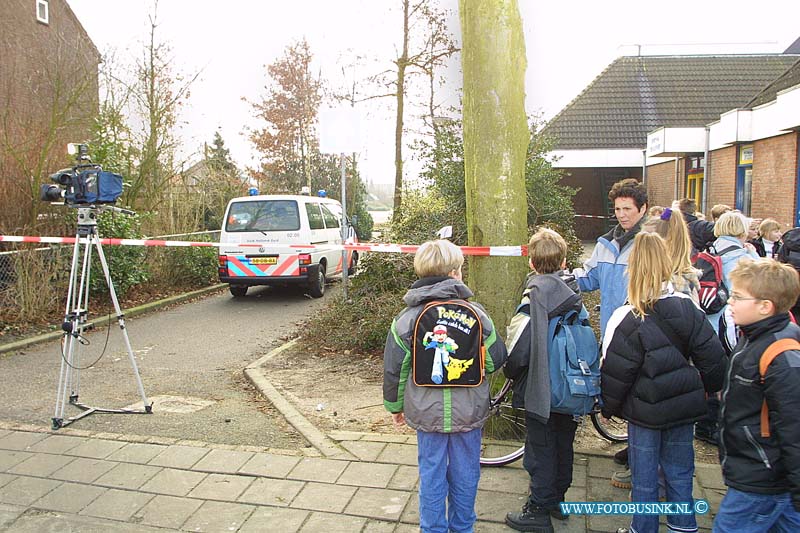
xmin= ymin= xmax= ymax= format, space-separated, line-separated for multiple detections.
xmin=262 ymin=345 xmax=720 ymax=464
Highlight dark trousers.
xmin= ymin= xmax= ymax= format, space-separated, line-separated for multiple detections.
xmin=523 ymin=412 xmax=578 ymax=509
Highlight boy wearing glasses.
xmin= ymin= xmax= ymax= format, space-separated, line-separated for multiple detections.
xmin=714 ymin=259 xmax=800 ymax=532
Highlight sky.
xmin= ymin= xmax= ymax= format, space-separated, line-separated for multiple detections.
xmin=66 ymin=0 xmax=800 ymax=187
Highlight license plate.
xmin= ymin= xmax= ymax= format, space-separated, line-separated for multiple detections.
xmin=250 ymin=257 xmax=277 ymax=265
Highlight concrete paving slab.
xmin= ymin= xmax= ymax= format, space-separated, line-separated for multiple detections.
xmin=361 ymin=434 xmax=410 ymax=444
xmin=147 ymin=444 xmax=209 ymax=469
xmin=343 ymin=486 xmax=410 ymax=521
xmin=136 ymin=494 xmax=203 ymax=530
xmin=78 ymin=487 xmax=154 ymax=522
xmin=0 ymin=476 xmax=61 ymax=506
xmin=30 ymin=481 xmax=106 ymax=514
xmin=361 ymin=519 xmax=398 ymax=533
xmin=572 ymin=464 xmax=587 ymax=488
xmin=298 ymin=511 xmax=367 ymax=532
xmin=287 ymin=456 xmax=349 ymax=484
xmin=49 ymin=457 xmax=116 ymax=483
xmin=476 ymin=488 xmax=516 ymax=523
xmin=191 ymin=448 xmax=254 ymax=474
xmin=93 ymin=462 xmax=162 ymax=490
xmin=400 ymin=493 xmax=418 ymax=524
xmin=0 ymin=473 xmax=15 ymax=489
xmin=3 ymin=509 xmax=168 ymax=532
xmin=695 ymin=464 xmax=726 ymax=491
xmin=0 ymin=451 xmax=33 ymax=472
xmin=0 ymin=432 xmax=48 ymax=451
xmin=477 ymin=465 xmax=528 ymax=494
xmin=8 ymin=454 xmax=74 ymax=477
xmin=337 ymin=461 xmax=398 ymax=488
xmin=238 ymin=451 xmax=301 ymax=478
xmin=237 ymin=477 xmax=305 ymax=507
xmin=587 ymin=456 xmax=617 ymax=479
xmin=28 ymin=435 xmax=86 ymax=454
xmin=187 ymin=473 xmax=254 ymax=501
xmin=376 ymin=443 xmax=417 ymax=466
xmin=340 ymin=440 xmax=387 ymax=462
xmin=0 ymin=502 xmax=25 ymax=529
xmin=138 ymin=467 xmax=207 ymax=497
xmin=239 ymin=506 xmax=309 ymax=533
xmin=105 ymin=442 xmax=166 ymax=464
xmin=290 ymin=481 xmax=357 ymax=513
xmin=388 ymin=465 xmax=418 ymax=491
xmin=392 ymin=523 xmax=420 ymax=533
xmin=181 ymin=500 xmax=256 ymax=532
xmin=64 ymin=438 xmax=126 ymax=459
xmin=0 ymin=430 xmax=9 ymax=440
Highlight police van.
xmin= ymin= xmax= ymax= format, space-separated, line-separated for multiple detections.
xmin=217 ymin=194 xmax=357 ymax=298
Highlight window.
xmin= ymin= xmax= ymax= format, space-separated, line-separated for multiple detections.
xmin=736 ymin=145 xmax=754 ymax=216
xmin=685 ymin=157 xmax=704 ymax=203
xmin=36 ymin=0 xmax=49 ymax=24
xmin=320 ymin=204 xmax=340 ymax=229
xmin=305 ymin=203 xmax=325 ymax=230
xmin=225 ymin=200 xmax=300 ymax=232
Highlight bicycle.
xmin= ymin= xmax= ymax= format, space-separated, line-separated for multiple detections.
xmin=480 ymin=372 xmax=628 ymax=467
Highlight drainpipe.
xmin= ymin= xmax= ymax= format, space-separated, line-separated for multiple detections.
xmin=674 ymin=156 xmax=680 ymax=200
xmin=642 ymin=149 xmax=647 ymax=186
xmin=702 ymin=126 xmax=710 ymax=214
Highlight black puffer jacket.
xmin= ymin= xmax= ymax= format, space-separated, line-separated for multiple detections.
xmin=601 ymin=293 xmax=725 ymax=429
xmin=685 ymin=213 xmax=716 ymax=254
xmin=719 ymin=313 xmax=800 ymax=511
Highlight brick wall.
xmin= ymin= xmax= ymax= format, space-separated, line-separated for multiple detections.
xmin=0 ymin=0 xmax=99 ymax=231
xmin=646 ymin=160 xmax=679 ymax=209
xmin=752 ymin=133 xmax=798 ymax=229
xmin=706 ymin=146 xmax=737 ymax=216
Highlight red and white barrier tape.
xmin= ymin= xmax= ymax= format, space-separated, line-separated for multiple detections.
xmin=0 ymin=235 xmax=528 ymax=257
xmin=574 ymin=214 xmax=610 ymax=219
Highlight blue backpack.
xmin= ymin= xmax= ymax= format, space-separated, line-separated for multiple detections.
xmin=547 ymin=306 xmax=601 ymax=416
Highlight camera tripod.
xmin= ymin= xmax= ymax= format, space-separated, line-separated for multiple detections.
xmin=52 ymin=206 xmax=152 ymax=429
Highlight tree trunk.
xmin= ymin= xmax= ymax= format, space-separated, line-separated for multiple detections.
xmin=459 ymin=0 xmax=530 ymax=334
xmin=393 ymin=0 xmax=410 ymax=211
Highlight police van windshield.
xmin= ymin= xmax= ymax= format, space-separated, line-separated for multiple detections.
xmin=225 ymin=200 xmax=300 ymax=232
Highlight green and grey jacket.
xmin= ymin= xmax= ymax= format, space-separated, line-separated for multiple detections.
xmin=383 ymin=276 xmax=507 ymax=433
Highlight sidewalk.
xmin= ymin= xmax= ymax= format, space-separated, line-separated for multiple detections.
xmin=0 ymin=423 xmax=726 ymax=532
xmin=0 ymin=339 xmax=727 ymax=532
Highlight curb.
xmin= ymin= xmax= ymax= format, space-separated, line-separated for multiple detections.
xmin=0 ymin=283 xmax=226 ymax=355
xmin=243 ymin=338 xmax=356 ymax=461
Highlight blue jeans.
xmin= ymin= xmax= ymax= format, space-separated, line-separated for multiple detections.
xmin=713 ymin=487 xmax=800 ymax=533
xmin=627 ymin=422 xmax=697 ymax=533
xmin=417 ymin=428 xmax=482 ymax=533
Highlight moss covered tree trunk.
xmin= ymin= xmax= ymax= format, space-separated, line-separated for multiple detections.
xmin=459 ymin=0 xmax=530 ymax=334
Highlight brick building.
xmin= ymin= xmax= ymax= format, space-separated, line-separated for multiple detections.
xmin=0 ymin=0 xmax=100 ymax=231
xmin=544 ymin=54 xmax=798 ymax=239
xmin=646 ymin=57 xmax=800 ymax=229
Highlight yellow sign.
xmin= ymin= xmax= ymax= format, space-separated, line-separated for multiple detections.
xmin=739 ymin=145 xmax=754 ymax=165
xmin=250 ymin=257 xmax=278 ymax=265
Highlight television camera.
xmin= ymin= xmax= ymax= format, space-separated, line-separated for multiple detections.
xmin=40 ymin=143 xmax=124 ymax=206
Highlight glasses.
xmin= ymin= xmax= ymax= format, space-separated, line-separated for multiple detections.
xmin=729 ymin=294 xmax=763 ymax=302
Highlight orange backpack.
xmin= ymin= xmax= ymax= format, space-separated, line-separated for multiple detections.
xmin=758 ymin=338 xmax=800 ymax=437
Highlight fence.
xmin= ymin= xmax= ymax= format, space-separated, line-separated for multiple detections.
xmin=0 ymin=230 xmax=220 ymax=325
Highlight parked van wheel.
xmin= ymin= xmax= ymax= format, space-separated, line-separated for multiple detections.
xmin=308 ymin=264 xmax=326 ymax=298
xmin=230 ymin=285 xmax=248 ymax=297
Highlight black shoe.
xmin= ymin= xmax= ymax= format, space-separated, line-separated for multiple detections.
xmin=613 ymin=446 xmax=629 ymax=466
xmin=505 ymin=502 xmax=555 ymax=532
xmin=694 ymin=429 xmax=719 ymax=446
xmin=549 ymin=506 xmax=568 ymax=521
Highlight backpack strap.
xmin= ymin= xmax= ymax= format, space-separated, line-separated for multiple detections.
xmin=758 ymin=338 xmax=800 ymax=437
xmin=711 ymin=245 xmax=740 ymax=257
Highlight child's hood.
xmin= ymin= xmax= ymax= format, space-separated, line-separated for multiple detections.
xmin=403 ymin=277 xmax=474 ymax=307
xmin=523 ymin=270 xmax=583 ymax=318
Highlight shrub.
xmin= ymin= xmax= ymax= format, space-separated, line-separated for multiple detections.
xmin=90 ymin=211 xmax=150 ymax=297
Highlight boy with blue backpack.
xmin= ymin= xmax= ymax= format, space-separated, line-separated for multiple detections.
xmin=504 ymin=228 xmax=600 ymax=533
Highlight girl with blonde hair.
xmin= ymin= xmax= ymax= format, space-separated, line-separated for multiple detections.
xmin=642 ymin=208 xmax=699 ymax=301
xmin=601 ymin=232 xmax=725 ymax=533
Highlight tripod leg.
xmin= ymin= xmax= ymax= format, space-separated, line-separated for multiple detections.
xmin=54 ymin=235 xmax=83 ymax=427
xmin=93 ymin=237 xmax=151 ymax=412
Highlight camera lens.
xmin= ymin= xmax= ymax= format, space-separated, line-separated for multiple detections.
xmin=40 ymin=184 xmax=64 ymax=202
xmin=50 ymin=170 xmax=74 ymax=186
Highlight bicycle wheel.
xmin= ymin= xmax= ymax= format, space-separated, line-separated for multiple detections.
xmin=480 ymin=373 xmax=526 ymax=466
xmin=590 ymin=410 xmax=628 ymax=442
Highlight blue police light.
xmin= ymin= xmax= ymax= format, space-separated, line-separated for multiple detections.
xmin=317 ymin=189 xmax=327 ymax=197
xmin=248 ymin=187 xmax=259 ymax=196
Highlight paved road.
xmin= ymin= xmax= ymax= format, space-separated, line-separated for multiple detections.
xmin=0 ymin=284 xmax=338 ymax=449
